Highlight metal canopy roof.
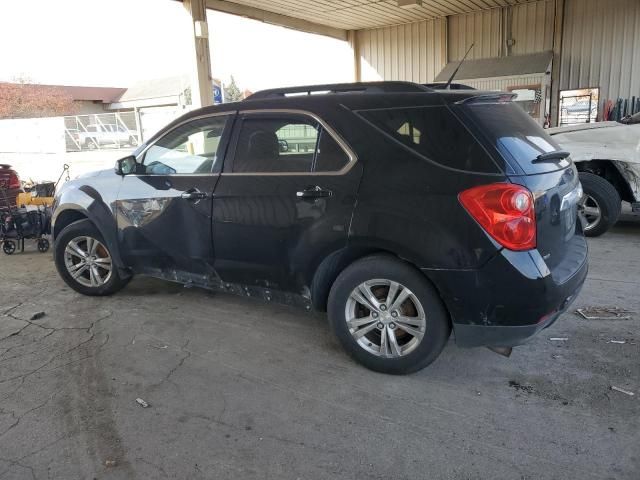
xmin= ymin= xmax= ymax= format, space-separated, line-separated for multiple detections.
xmin=205 ymin=0 xmax=542 ymax=38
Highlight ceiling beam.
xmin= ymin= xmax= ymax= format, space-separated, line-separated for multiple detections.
xmin=204 ymin=0 xmax=348 ymax=40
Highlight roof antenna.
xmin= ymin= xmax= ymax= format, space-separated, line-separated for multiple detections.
xmin=445 ymin=43 xmax=474 ymax=89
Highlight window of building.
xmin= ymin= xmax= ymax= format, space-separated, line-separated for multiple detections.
xmin=559 ymin=88 xmax=599 ymax=125
xmin=508 ymin=84 xmax=542 ymax=119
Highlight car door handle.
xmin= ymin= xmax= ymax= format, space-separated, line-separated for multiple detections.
xmin=296 ymin=186 xmax=333 ymax=199
xmin=181 ymin=189 xmax=208 ymax=201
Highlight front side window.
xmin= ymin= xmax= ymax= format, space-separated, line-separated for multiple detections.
xmin=232 ymin=114 xmax=350 ymax=173
xmin=142 ymin=115 xmax=230 ymax=175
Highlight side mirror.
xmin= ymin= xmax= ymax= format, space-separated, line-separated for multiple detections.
xmin=115 ymin=155 xmax=138 ymax=176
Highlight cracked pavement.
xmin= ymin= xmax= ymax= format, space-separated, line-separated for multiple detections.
xmin=0 ymin=213 xmax=639 ymax=479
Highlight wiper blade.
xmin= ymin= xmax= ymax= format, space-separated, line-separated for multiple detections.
xmin=532 ymin=150 xmax=571 ymax=163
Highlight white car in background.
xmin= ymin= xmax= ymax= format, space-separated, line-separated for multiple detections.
xmin=548 ymin=113 xmax=640 ymax=236
xmin=78 ymin=124 xmax=138 ymax=150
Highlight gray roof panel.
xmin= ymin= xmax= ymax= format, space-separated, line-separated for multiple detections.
xmin=434 ymin=51 xmax=553 ymax=82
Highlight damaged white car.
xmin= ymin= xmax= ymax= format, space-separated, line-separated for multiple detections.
xmin=549 ymin=112 xmax=640 ymax=236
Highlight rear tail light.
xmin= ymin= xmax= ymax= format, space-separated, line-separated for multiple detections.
xmin=8 ymin=172 xmax=20 ymax=190
xmin=459 ymin=183 xmax=536 ymax=251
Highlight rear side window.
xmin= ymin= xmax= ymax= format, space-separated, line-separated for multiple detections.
xmin=233 ymin=116 xmax=318 ymax=173
xmin=358 ymin=106 xmax=499 ymax=173
xmin=231 ymin=114 xmax=350 ymax=174
xmin=314 ymin=130 xmax=350 ymax=172
xmin=463 ymin=102 xmax=570 ymax=174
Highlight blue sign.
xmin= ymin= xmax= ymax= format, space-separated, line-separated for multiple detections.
xmin=213 ymin=85 xmax=223 ymax=104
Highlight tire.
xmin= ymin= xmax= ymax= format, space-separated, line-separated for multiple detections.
xmin=578 ymin=172 xmax=621 ymax=237
xmin=328 ymin=255 xmax=451 ymax=374
xmin=2 ymin=240 xmax=16 ymax=255
xmin=37 ymin=238 xmax=50 ymax=253
xmin=54 ymin=219 xmax=129 ymax=296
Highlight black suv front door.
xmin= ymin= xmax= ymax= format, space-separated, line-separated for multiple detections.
xmin=116 ymin=113 xmax=234 ymax=278
xmin=211 ymin=110 xmax=362 ymax=294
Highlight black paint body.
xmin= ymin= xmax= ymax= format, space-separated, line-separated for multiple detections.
xmin=52 ymin=87 xmax=588 ymax=348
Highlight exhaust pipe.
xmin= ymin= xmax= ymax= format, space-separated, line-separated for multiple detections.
xmin=487 ymin=346 xmax=512 ymax=357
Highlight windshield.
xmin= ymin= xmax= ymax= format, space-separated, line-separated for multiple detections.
xmin=464 ymin=102 xmax=571 ymax=174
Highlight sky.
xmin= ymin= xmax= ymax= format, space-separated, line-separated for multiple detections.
xmin=0 ymin=0 xmax=354 ymax=92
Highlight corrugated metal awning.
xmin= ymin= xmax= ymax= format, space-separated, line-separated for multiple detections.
xmin=434 ymin=51 xmax=553 ymax=82
xmin=205 ymin=0 xmax=544 ymax=32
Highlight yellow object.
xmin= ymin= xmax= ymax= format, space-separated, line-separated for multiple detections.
xmin=17 ymin=192 xmax=54 ymax=207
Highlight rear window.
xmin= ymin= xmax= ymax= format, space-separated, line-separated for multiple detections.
xmin=463 ymin=102 xmax=571 ymax=174
xmin=358 ymin=106 xmax=500 ymax=174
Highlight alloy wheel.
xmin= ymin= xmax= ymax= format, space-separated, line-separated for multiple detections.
xmin=345 ymin=279 xmax=426 ymax=358
xmin=63 ymin=236 xmax=113 ymax=288
xmin=578 ymin=194 xmax=602 ymax=232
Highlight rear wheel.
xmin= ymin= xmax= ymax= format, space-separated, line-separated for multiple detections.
xmin=328 ymin=255 xmax=451 ymax=374
xmin=578 ymin=172 xmax=621 ymax=237
xmin=54 ymin=220 xmax=129 ymax=296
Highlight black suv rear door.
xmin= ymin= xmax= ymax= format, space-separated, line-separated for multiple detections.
xmin=211 ymin=110 xmax=362 ymax=294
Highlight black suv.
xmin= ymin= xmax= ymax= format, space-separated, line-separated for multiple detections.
xmin=52 ymin=82 xmax=588 ymax=374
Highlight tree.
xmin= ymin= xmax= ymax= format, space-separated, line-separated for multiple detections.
xmin=224 ymin=76 xmax=244 ymax=103
xmin=10 ymin=74 xmax=35 ymax=85
xmin=0 ymin=82 xmax=77 ymax=119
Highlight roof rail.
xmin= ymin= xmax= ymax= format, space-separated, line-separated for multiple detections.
xmin=246 ymin=81 xmax=432 ymax=100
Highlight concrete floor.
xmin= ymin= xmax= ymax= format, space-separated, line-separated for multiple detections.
xmin=0 ymin=215 xmax=639 ymax=479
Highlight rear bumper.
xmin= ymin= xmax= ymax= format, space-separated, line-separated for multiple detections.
xmin=451 ymin=280 xmax=583 ymax=347
xmin=424 ymin=236 xmax=588 ymax=348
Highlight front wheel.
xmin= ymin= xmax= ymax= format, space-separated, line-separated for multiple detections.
xmin=578 ymin=172 xmax=621 ymax=237
xmin=54 ymin=219 xmax=129 ymax=296
xmin=328 ymin=255 xmax=451 ymax=374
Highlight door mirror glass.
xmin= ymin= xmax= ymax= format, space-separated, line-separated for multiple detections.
xmin=115 ymin=155 xmax=138 ymax=175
